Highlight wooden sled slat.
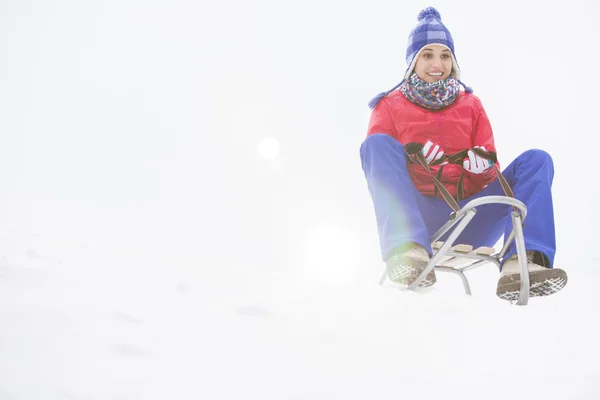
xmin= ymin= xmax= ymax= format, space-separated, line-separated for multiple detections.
xmin=473 ymin=246 xmax=495 ymax=256
xmin=433 ymin=241 xmax=496 ymax=268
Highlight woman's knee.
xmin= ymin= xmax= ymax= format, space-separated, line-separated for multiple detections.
xmin=519 ymin=149 xmax=553 ymax=168
xmin=515 ymin=149 xmax=554 ymax=181
xmin=360 ymin=134 xmax=405 ymax=157
xmin=360 ymin=134 xmax=409 ymax=174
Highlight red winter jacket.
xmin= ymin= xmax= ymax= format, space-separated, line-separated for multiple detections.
xmin=367 ymin=91 xmax=499 ymax=199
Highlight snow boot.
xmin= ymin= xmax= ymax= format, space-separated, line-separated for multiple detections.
xmin=496 ymin=251 xmax=568 ymax=301
xmin=386 ymin=243 xmax=436 ymax=288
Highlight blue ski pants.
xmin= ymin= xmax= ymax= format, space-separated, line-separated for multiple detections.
xmin=360 ymin=134 xmax=556 ymax=267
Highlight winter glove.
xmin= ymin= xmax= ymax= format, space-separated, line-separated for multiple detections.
xmin=463 ymin=146 xmax=493 ymax=174
xmin=421 ymin=141 xmax=445 ymax=164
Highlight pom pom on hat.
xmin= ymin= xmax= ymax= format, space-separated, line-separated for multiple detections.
xmin=417 ymin=6 xmax=441 ymax=21
xmin=367 ymin=81 xmax=404 ymax=110
xmin=458 ymin=80 xmax=473 ymax=93
xmin=368 ymin=92 xmax=387 ymax=110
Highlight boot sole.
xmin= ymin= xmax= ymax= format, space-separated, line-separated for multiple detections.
xmin=496 ymin=268 xmax=568 ymax=302
xmin=387 ymin=257 xmax=436 ymax=288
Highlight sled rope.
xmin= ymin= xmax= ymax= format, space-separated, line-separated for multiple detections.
xmin=404 ymin=143 xmax=517 ymax=214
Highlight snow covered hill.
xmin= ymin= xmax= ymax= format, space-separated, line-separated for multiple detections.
xmin=1 ymin=229 xmax=598 ymax=399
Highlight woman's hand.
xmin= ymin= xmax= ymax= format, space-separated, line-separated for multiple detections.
xmin=422 ymin=141 xmax=444 ymax=164
xmin=463 ymin=146 xmax=493 ymax=174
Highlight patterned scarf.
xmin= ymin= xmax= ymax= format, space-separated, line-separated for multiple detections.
xmin=400 ymin=73 xmax=461 ymax=110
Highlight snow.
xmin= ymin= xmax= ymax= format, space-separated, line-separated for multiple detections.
xmin=1 ymin=0 xmax=600 ymax=399
xmin=2 ymin=231 xmax=599 ymax=399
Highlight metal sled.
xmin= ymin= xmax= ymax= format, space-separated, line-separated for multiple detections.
xmin=378 ymin=195 xmax=532 ymax=305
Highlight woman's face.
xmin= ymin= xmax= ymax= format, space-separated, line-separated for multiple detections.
xmin=413 ymin=44 xmax=453 ymax=83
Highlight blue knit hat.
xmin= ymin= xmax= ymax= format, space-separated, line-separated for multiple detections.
xmin=368 ymin=7 xmax=472 ymax=110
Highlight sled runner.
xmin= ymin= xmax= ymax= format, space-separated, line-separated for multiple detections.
xmin=378 ymin=195 xmax=532 ymax=305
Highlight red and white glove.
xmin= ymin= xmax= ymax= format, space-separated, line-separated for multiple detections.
xmin=463 ymin=146 xmax=493 ymax=174
xmin=421 ymin=141 xmax=445 ymax=164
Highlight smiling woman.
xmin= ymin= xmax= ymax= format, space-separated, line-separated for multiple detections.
xmin=413 ymin=45 xmax=454 ymax=83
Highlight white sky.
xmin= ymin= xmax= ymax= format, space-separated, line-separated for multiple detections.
xmin=0 ymin=0 xmax=599 ymax=274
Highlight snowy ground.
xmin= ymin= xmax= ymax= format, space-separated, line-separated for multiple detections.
xmin=1 ymin=228 xmax=599 ymax=400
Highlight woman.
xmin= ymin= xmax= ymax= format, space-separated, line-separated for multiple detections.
xmin=360 ymin=7 xmax=567 ymax=301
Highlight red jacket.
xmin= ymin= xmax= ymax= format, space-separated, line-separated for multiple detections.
xmin=367 ymin=91 xmax=499 ymax=199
